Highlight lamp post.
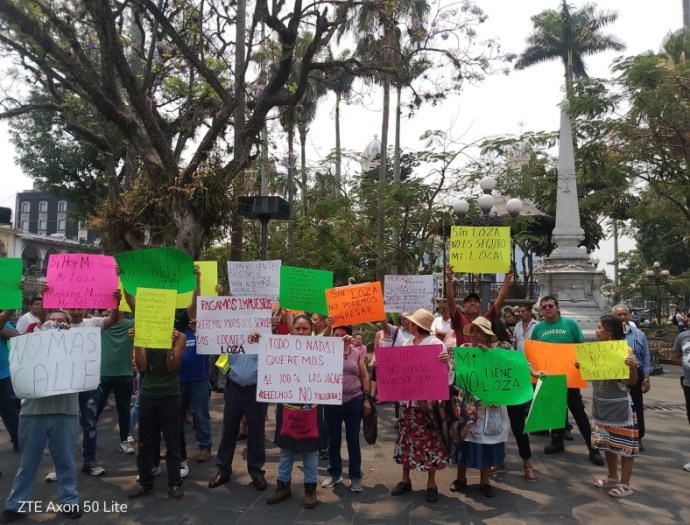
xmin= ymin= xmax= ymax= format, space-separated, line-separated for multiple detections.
xmin=452 ymin=176 xmax=522 ymax=312
xmin=644 ymin=261 xmax=670 ymax=324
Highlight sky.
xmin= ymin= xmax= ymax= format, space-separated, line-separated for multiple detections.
xmin=0 ymin=0 xmax=683 ymax=277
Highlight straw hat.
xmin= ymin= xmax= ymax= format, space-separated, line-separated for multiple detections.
xmin=403 ymin=309 xmax=434 ymax=333
xmin=462 ymin=316 xmax=498 ymax=342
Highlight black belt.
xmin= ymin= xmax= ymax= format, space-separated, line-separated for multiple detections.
xmin=229 ymin=380 xmax=257 ymax=391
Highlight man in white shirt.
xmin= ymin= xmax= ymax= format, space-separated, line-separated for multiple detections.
xmin=430 ymin=301 xmax=452 ymax=340
xmin=15 ymin=296 xmax=44 ymax=335
xmin=513 ymin=303 xmax=538 ymax=351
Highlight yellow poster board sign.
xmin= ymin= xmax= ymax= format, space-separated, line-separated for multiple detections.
xmin=449 ymin=226 xmax=511 ymax=273
xmin=176 ymin=261 xmax=218 ymax=308
xmin=134 ymin=288 xmax=177 ymax=349
xmin=574 ymin=340 xmax=630 ymax=380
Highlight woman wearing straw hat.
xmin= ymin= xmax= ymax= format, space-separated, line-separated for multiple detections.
xmin=450 ymin=316 xmax=511 ymax=498
xmin=390 ymin=309 xmax=450 ymax=504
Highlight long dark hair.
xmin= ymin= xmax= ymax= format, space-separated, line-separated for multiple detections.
xmin=599 ymin=315 xmax=625 ymax=340
xmin=491 ymin=318 xmax=512 ymax=344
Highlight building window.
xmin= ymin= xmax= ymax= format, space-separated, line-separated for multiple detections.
xmin=39 ymin=220 xmax=47 ymax=231
xmin=20 ymin=201 xmax=30 ymax=213
xmin=39 ymin=201 xmax=48 ymax=213
xmin=20 ymin=220 xmax=29 ymax=231
xmin=58 ymin=201 xmax=67 ymax=212
xmin=58 ymin=219 xmax=66 ymax=231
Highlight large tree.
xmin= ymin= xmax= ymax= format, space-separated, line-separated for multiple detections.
xmin=0 ymin=0 xmax=360 ymax=257
xmin=515 ymin=1 xmax=625 ymax=93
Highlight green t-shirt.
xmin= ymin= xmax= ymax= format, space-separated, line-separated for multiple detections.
xmin=531 ymin=316 xmax=584 ymax=344
xmin=101 ymin=319 xmax=135 ymax=377
xmin=141 ymin=348 xmax=180 ymax=398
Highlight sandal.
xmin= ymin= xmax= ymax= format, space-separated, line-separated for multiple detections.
xmin=524 ymin=467 xmax=537 ymax=483
xmin=449 ymin=478 xmax=467 ymax=492
xmin=593 ymin=477 xmax=618 ymax=489
xmin=608 ymin=483 xmax=633 ymax=498
xmin=490 ymin=465 xmax=506 ymax=474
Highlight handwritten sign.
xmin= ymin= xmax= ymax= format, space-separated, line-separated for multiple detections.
xmin=195 ymin=296 xmax=272 ymax=355
xmin=0 ymin=258 xmax=23 ymax=309
xmin=524 ymin=375 xmax=568 ymax=434
xmin=454 ymin=347 xmax=532 ymax=405
xmin=176 ymin=260 xmax=218 ymax=308
xmin=134 ymin=288 xmax=177 ymax=349
xmin=375 ymin=345 xmax=449 ymax=401
xmin=44 ymin=254 xmax=119 ymax=309
xmin=118 ymin=281 xmax=131 ymax=313
xmin=256 ymin=335 xmax=344 ymax=405
xmin=115 ymin=247 xmax=196 ymax=295
xmin=574 ymin=340 xmax=630 ymax=380
xmin=279 ymin=266 xmax=332 ymax=315
xmin=449 ymin=226 xmax=511 ymax=273
xmin=326 ymin=282 xmax=385 ymax=327
xmin=383 ymin=275 xmax=434 ymax=313
xmin=9 ymin=328 xmax=101 ymax=399
xmin=228 ymin=260 xmax=281 ymax=300
xmin=524 ymin=340 xmax=587 ymax=388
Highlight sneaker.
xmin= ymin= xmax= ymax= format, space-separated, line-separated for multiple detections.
xmin=45 ymin=471 xmax=57 ymax=482
xmin=683 ymin=461 xmax=690 ymax=472
xmin=119 ymin=441 xmax=135 ymax=455
xmin=126 ymin=435 xmax=135 ymax=444
xmin=82 ymin=463 xmax=106 ymax=476
xmin=127 ymin=484 xmax=154 ymax=499
xmin=0 ymin=509 xmax=25 ymax=523
xmin=321 ymin=475 xmax=343 ymax=488
xmin=197 ymin=448 xmax=212 ymax=463
xmin=136 ymin=466 xmax=162 ymax=482
xmin=544 ymin=441 xmax=565 ymax=454
xmin=180 ymin=460 xmax=189 ymax=479
xmin=350 ymin=479 xmax=363 ymax=492
xmin=169 ymin=486 xmax=184 ymax=500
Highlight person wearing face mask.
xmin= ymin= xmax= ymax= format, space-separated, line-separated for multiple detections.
xmin=529 ymin=296 xmax=604 ymax=466
xmin=444 ymin=266 xmax=513 ymax=345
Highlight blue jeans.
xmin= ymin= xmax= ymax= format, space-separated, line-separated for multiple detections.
xmin=97 ymin=375 xmax=134 ymax=442
xmin=129 ymin=373 xmax=142 ymax=435
xmin=324 ymin=397 xmax=363 ymax=480
xmin=180 ymin=380 xmax=212 ymax=449
xmin=0 ymin=376 xmax=20 ymax=450
xmin=79 ymin=389 xmax=100 ymax=464
xmin=6 ymin=414 xmax=79 ymax=511
xmin=277 ymin=449 xmax=319 ymax=484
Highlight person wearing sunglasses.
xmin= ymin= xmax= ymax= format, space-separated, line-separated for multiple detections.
xmin=529 ymin=296 xmax=605 ymax=466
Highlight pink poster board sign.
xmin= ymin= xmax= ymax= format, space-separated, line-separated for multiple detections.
xmin=375 ymin=344 xmax=449 ymax=402
xmin=43 ymin=254 xmax=119 ymax=309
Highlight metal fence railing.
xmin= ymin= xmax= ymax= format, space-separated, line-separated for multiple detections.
xmin=640 ymin=325 xmax=678 ymax=375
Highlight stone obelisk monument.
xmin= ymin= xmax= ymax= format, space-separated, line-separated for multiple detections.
xmin=534 ymin=99 xmax=605 ymax=339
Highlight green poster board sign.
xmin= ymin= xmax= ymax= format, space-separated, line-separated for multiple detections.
xmin=0 ymin=258 xmax=23 ymax=309
xmin=279 ymin=266 xmax=333 ymax=315
xmin=454 ymin=346 xmax=533 ymax=405
xmin=524 ymin=374 xmax=568 ymax=434
xmin=115 ymin=248 xmax=196 ymax=296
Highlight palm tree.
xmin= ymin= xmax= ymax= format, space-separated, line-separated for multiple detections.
xmin=515 ymin=1 xmax=625 ymax=94
xmin=297 ymin=76 xmax=328 ymax=217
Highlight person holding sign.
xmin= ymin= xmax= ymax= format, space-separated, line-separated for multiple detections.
xmin=452 ymin=317 xmax=511 ymax=498
xmin=612 ymin=304 xmax=652 ymax=451
xmin=588 ymin=315 xmax=639 ymax=498
xmin=390 ymin=309 xmax=449 ymax=504
xmin=2 ymin=310 xmax=83 ymax=522
xmin=266 ymin=315 xmax=322 ymax=510
xmin=0 ymin=309 xmax=19 ymax=453
xmin=322 ymin=325 xmax=372 ymax=493
xmin=444 ymin=265 xmax=512 ymax=345
xmin=128 ymin=328 xmax=186 ymax=501
xmin=529 ymin=296 xmax=605 ymax=467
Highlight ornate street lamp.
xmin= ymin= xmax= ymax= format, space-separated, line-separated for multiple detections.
xmin=644 ymin=261 xmax=670 ymax=324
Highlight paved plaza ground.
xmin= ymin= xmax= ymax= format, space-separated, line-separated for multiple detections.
xmin=0 ymin=365 xmax=688 ymax=524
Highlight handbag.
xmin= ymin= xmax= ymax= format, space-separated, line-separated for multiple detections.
xmin=362 ymin=401 xmax=378 ymax=445
xmin=280 ymin=404 xmax=319 ymax=440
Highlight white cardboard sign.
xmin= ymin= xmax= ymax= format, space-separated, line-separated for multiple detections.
xmin=384 ymin=275 xmax=435 ymax=313
xmin=227 ymin=260 xmax=281 ymax=300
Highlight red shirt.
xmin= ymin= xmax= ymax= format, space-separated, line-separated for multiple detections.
xmin=451 ymin=305 xmax=497 ymax=345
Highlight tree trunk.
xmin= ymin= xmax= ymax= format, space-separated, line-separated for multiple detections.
xmin=229 ymin=0 xmax=246 ymax=262
xmin=390 ymin=83 xmax=402 ymax=275
xmin=376 ymin=75 xmax=390 ymax=282
xmin=299 ymin=126 xmax=308 ymax=217
xmin=286 ymin=127 xmax=295 ymax=256
xmin=334 ymin=91 xmax=341 ymax=195
xmin=173 ymin=206 xmax=206 ymax=259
